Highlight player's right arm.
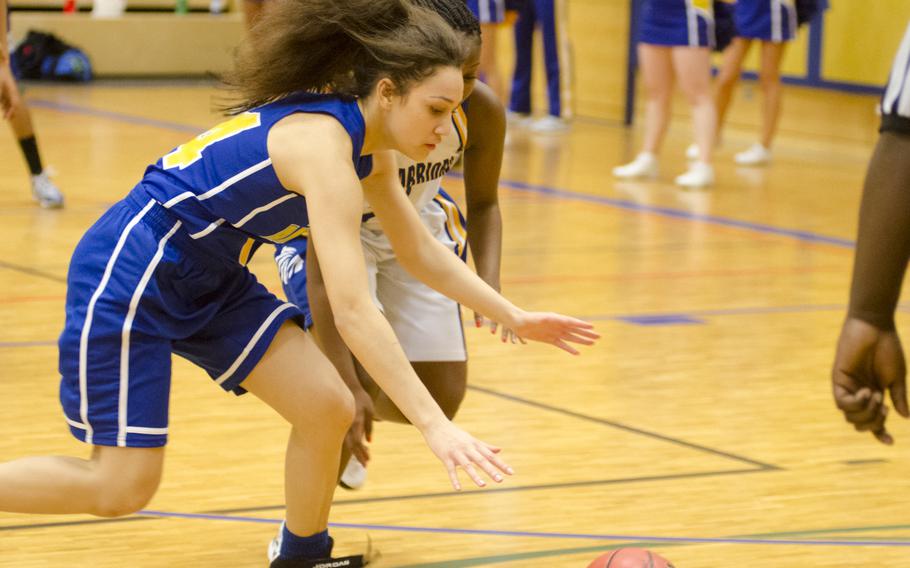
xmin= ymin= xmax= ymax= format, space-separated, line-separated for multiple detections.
xmin=268 ymin=113 xmax=511 ymax=489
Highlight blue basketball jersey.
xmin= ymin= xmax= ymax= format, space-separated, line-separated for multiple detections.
xmin=131 ymin=93 xmax=372 ymax=267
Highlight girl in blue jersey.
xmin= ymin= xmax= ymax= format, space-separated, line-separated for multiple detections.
xmin=274 ymin=0 xmax=507 ymax=495
xmin=0 ymin=0 xmax=597 ymax=566
xmin=712 ymin=0 xmax=801 ymax=166
xmin=613 ymin=0 xmax=717 ymax=188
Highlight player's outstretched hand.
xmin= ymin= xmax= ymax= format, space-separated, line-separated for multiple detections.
xmin=421 ymin=420 xmax=513 ymax=491
xmin=832 ymin=317 xmax=910 ymax=444
xmin=343 ymin=388 xmax=374 ymax=465
xmin=510 ymin=311 xmax=599 ymax=355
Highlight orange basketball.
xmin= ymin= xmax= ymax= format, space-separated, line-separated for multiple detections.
xmin=587 ymin=548 xmax=675 ymax=568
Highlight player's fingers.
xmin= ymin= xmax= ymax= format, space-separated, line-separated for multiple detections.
xmin=566 ymin=327 xmax=600 ymax=340
xmin=445 ymin=460 xmax=461 ymax=491
xmin=466 ymin=449 xmax=503 ymax=483
xmin=844 ymin=392 xmax=883 ymax=425
xmin=474 ymin=313 xmax=483 ymax=328
xmin=353 ymin=442 xmax=370 ymax=465
xmin=873 ymin=427 xmax=895 ymax=445
xmin=562 ymin=332 xmax=597 ymax=345
xmin=553 ymin=339 xmax=580 ymax=355
xmin=833 ymin=386 xmax=872 ymax=412
xmin=854 ymin=403 xmax=887 ymax=433
xmin=455 ymin=455 xmax=486 ymax=488
xmin=478 ymin=445 xmax=513 ymax=475
xmin=889 ymin=379 xmax=910 ymax=418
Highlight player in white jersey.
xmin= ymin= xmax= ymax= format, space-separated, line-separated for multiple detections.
xmin=832 ymin=21 xmax=910 ymax=446
xmin=275 ymin=0 xmax=508 ymax=491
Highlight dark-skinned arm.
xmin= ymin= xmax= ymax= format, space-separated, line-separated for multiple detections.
xmin=462 ymin=81 xmax=506 ymax=327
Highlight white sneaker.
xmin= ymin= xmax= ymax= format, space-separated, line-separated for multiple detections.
xmin=506 ymin=111 xmax=532 ymax=127
xmin=529 ymin=115 xmax=569 ymax=133
xmin=612 ymin=152 xmax=658 ymax=179
xmin=31 ymin=171 xmax=64 ymax=209
xmin=734 ymin=143 xmax=771 ymax=166
xmin=267 ymin=521 xmax=284 ymax=562
xmin=685 ymin=143 xmax=700 ymax=161
xmin=338 ymin=457 xmax=367 ymax=490
xmin=674 ymin=161 xmax=714 ymax=188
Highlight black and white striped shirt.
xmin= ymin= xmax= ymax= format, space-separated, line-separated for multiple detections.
xmin=882 ymin=22 xmax=910 ymax=133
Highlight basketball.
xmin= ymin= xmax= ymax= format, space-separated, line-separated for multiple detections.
xmin=587 ymin=548 xmax=675 ymax=568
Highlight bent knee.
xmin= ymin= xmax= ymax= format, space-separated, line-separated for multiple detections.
xmin=299 ymin=376 xmax=356 ymax=433
xmin=91 ymin=476 xmax=160 ymax=517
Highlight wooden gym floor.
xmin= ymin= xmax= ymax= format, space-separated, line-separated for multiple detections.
xmin=1 ymin=80 xmax=908 ymax=567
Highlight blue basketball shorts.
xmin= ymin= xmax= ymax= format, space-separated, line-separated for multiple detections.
xmin=466 ymin=0 xmax=505 ymax=24
xmin=734 ymin=0 xmax=797 ymax=43
xmin=640 ymin=0 xmax=715 ymax=48
xmin=58 ymin=195 xmax=305 ymax=448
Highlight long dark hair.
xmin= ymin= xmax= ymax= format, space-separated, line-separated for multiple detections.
xmin=222 ymin=0 xmax=467 ymax=113
xmin=411 ymin=0 xmax=480 ymax=38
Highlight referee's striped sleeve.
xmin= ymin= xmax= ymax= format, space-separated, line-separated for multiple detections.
xmin=881 ymin=22 xmax=910 ymax=134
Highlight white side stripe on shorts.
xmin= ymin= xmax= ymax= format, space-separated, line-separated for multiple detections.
xmin=79 ymin=198 xmax=156 ymax=445
xmin=125 ymin=426 xmax=168 ymax=435
xmin=771 ymin=0 xmax=782 ymax=43
xmin=66 ymin=416 xmax=88 ymax=430
xmin=215 ymin=303 xmax=297 ymax=386
xmin=118 ymin=219 xmax=182 ymax=447
xmin=686 ymin=0 xmax=698 ymax=47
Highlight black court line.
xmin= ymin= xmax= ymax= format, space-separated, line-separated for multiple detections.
xmin=0 ymin=467 xmax=771 ymax=533
xmin=467 ymin=384 xmax=779 ymax=470
xmin=0 ymin=260 xmax=67 ymax=284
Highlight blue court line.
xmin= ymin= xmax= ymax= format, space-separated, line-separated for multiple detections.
xmin=29 ymin=96 xmax=857 ymax=249
xmin=578 ymin=303 xmax=848 ymax=323
xmin=445 ymin=172 xmax=856 ymax=249
xmin=5 ymin=302 xmax=893 ymax=349
xmin=134 ymin=510 xmax=910 ymax=547
xmin=0 ymin=467 xmax=770 ymax=533
xmin=28 ymin=99 xmax=204 ymax=134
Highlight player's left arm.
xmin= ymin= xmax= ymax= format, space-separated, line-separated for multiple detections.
xmin=366 ymin=151 xmax=598 ymax=354
xmin=463 ymin=81 xmax=505 ymax=296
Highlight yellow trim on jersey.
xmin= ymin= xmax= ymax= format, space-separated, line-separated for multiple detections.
xmin=452 ymin=106 xmax=468 ymax=150
xmin=691 ymin=0 xmax=712 ymax=12
xmin=238 ymin=237 xmax=255 ymax=266
xmin=264 ymin=224 xmax=309 ymax=244
xmin=433 ymin=195 xmax=467 ymax=255
xmin=163 ymin=112 xmax=261 ymax=171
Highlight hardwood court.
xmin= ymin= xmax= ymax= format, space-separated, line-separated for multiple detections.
xmin=1 ymin=81 xmax=908 ymax=567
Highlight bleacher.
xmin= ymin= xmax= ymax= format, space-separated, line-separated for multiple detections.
xmin=9 ymin=0 xmax=244 ymax=76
